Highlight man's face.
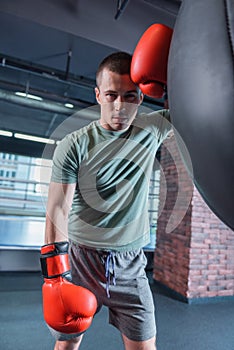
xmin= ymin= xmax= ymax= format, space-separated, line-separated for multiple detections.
xmin=95 ymin=68 xmax=144 ymax=131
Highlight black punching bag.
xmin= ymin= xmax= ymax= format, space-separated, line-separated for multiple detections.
xmin=168 ymin=0 xmax=234 ymax=230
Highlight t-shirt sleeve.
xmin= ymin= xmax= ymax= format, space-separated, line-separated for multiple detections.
xmin=135 ymin=109 xmax=172 ymax=145
xmin=50 ymin=133 xmax=79 ymax=184
xmin=153 ymin=109 xmax=172 ymax=145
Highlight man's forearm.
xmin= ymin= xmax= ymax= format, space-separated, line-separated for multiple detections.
xmin=44 ymin=207 xmax=69 ymax=244
xmin=44 ymin=182 xmax=76 ymax=244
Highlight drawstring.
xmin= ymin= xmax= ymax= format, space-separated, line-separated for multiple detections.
xmin=104 ymin=251 xmax=116 ymax=298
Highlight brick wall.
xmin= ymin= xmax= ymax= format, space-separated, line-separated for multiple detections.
xmin=188 ymin=187 xmax=234 ymax=299
xmin=153 ymin=135 xmax=234 ymax=301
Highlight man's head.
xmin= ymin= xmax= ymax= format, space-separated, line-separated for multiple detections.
xmin=95 ymin=52 xmax=144 ymax=132
xmin=96 ymin=52 xmax=132 ymax=87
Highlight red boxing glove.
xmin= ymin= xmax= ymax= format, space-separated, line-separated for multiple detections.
xmin=131 ymin=23 xmax=173 ymax=98
xmin=40 ymin=242 xmax=97 ymax=334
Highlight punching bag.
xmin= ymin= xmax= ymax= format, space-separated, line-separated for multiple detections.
xmin=168 ymin=0 xmax=234 ymax=230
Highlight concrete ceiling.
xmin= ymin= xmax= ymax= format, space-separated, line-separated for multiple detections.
xmin=0 ymin=0 xmax=182 ymax=158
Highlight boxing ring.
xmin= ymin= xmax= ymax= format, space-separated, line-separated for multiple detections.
xmin=0 ymin=215 xmax=44 ymax=271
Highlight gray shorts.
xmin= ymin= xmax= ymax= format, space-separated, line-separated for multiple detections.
xmin=49 ymin=243 xmax=156 ymax=342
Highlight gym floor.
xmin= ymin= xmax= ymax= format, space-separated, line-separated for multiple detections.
xmin=1 ymin=271 xmax=234 ymax=350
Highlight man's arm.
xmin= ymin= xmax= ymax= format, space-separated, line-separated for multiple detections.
xmin=44 ymin=181 xmax=76 ymax=244
xmin=41 ymin=180 xmax=97 ymax=334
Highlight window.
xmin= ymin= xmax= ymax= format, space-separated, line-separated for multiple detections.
xmin=0 ymin=152 xmax=51 ymax=212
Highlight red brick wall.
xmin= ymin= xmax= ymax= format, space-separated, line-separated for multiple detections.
xmin=153 ymin=135 xmax=234 ymax=301
xmin=188 ymin=187 xmax=234 ymax=299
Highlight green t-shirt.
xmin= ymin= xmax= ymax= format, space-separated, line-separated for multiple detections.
xmin=51 ymin=110 xmax=171 ymax=251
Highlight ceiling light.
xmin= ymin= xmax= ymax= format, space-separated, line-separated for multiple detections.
xmin=15 ymin=92 xmax=43 ymax=101
xmin=14 ymin=133 xmax=55 ymax=144
xmin=0 ymin=130 xmax=13 ymax=137
xmin=64 ymin=103 xmax=74 ymax=109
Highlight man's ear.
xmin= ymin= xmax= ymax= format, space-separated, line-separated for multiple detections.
xmin=95 ymin=87 xmax=101 ymax=104
xmin=138 ymin=92 xmax=144 ymax=105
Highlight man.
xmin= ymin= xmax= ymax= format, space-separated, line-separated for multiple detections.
xmin=41 ymin=51 xmax=171 ymax=350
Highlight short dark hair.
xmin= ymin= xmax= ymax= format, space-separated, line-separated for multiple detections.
xmin=96 ymin=52 xmax=132 ymax=86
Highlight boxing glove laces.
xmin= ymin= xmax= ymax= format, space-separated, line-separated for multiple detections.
xmin=40 ymin=241 xmax=97 ymax=334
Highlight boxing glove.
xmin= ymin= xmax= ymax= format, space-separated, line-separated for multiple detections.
xmin=40 ymin=241 xmax=97 ymax=334
xmin=131 ymin=23 xmax=173 ymax=98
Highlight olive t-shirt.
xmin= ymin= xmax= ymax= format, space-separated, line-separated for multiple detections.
xmin=51 ymin=110 xmax=171 ymax=251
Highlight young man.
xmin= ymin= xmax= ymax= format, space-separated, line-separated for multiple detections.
xmin=41 ymin=52 xmax=171 ymax=350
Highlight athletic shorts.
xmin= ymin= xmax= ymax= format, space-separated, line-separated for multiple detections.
xmin=48 ymin=243 xmax=156 ymax=342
